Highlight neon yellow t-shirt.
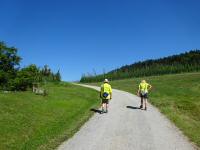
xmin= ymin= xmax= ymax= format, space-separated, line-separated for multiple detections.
xmin=101 ymin=83 xmax=112 ymax=99
xmin=139 ymin=82 xmax=150 ymax=93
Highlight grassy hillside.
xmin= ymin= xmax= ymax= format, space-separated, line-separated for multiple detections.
xmin=89 ymin=72 xmax=200 ymax=147
xmin=81 ymin=50 xmax=200 ymax=82
xmin=0 ymin=82 xmax=99 ymax=150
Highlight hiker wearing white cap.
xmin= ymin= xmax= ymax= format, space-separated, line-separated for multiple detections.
xmin=137 ymin=80 xmax=152 ymax=110
xmin=100 ymin=79 xmax=112 ymax=113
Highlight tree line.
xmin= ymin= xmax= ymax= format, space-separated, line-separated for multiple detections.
xmin=0 ymin=41 xmax=61 ymax=91
xmin=80 ymin=50 xmax=200 ymax=83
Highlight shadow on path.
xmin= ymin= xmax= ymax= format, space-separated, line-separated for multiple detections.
xmin=126 ymin=106 xmax=141 ymax=110
xmin=90 ymin=108 xmax=102 ymax=114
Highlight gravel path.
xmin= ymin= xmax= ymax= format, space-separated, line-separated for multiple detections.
xmin=58 ymin=85 xmax=196 ymax=150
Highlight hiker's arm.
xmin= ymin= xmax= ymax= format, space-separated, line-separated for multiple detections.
xmin=100 ymin=91 xmax=102 ymax=98
xmin=137 ymin=85 xmax=140 ymax=96
xmin=137 ymin=90 xmax=140 ymax=96
xmin=100 ymin=86 xmax=103 ymax=98
xmin=109 ymin=86 xmax=112 ymax=99
xmin=148 ymin=84 xmax=152 ymax=91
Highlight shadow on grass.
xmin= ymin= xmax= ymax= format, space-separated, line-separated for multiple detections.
xmin=126 ymin=106 xmax=141 ymax=110
xmin=90 ymin=108 xmax=102 ymax=114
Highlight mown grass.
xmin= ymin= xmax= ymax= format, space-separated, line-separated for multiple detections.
xmin=0 ymin=82 xmax=99 ymax=150
xmin=89 ymin=72 xmax=200 ymax=147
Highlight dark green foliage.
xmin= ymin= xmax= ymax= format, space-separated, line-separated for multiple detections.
xmin=55 ymin=70 xmax=61 ymax=81
xmin=80 ymin=50 xmax=200 ymax=83
xmin=8 ymin=64 xmax=40 ymax=91
xmin=0 ymin=42 xmax=21 ymax=89
xmin=40 ymin=65 xmax=61 ymax=82
xmin=0 ymin=41 xmax=61 ymax=91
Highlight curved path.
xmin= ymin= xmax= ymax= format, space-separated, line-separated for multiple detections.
xmin=58 ymin=85 xmax=196 ymax=150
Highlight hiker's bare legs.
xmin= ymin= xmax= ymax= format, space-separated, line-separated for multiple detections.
xmin=106 ymin=104 xmax=108 ymax=112
xmin=144 ymin=99 xmax=147 ymax=109
xmin=140 ymin=97 xmax=143 ymax=108
xmin=102 ymin=103 xmax=105 ymax=111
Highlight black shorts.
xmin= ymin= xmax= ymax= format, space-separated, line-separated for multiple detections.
xmin=140 ymin=93 xmax=148 ymax=98
xmin=102 ymin=99 xmax=109 ymax=104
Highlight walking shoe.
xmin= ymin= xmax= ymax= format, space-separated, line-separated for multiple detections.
xmin=140 ymin=105 xmax=143 ymax=109
xmin=144 ymin=107 xmax=147 ymax=111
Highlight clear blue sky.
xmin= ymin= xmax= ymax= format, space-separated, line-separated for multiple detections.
xmin=0 ymin=0 xmax=200 ymax=81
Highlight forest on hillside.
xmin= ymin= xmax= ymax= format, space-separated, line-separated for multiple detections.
xmin=0 ymin=41 xmax=61 ymax=91
xmin=80 ymin=50 xmax=200 ymax=83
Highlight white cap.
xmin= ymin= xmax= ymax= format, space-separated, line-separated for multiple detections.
xmin=142 ymin=80 xmax=146 ymax=83
xmin=104 ymin=79 xmax=109 ymax=83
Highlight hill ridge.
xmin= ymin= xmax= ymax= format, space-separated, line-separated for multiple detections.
xmin=80 ymin=50 xmax=200 ymax=82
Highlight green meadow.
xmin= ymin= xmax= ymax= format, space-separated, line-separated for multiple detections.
xmin=0 ymin=83 xmax=99 ymax=150
xmin=89 ymin=72 xmax=200 ymax=147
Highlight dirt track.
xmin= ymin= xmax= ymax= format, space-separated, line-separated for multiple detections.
xmin=58 ymin=85 xmax=196 ymax=150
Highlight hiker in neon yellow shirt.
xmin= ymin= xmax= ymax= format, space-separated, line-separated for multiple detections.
xmin=100 ymin=79 xmax=112 ymax=113
xmin=137 ymin=80 xmax=152 ymax=110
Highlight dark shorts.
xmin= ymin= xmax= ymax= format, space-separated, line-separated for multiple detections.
xmin=102 ymin=99 xmax=109 ymax=104
xmin=140 ymin=93 xmax=148 ymax=98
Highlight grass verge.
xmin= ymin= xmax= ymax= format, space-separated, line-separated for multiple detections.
xmin=0 ymin=82 xmax=99 ymax=150
xmin=88 ymin=72 xmax=200 ymax=147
